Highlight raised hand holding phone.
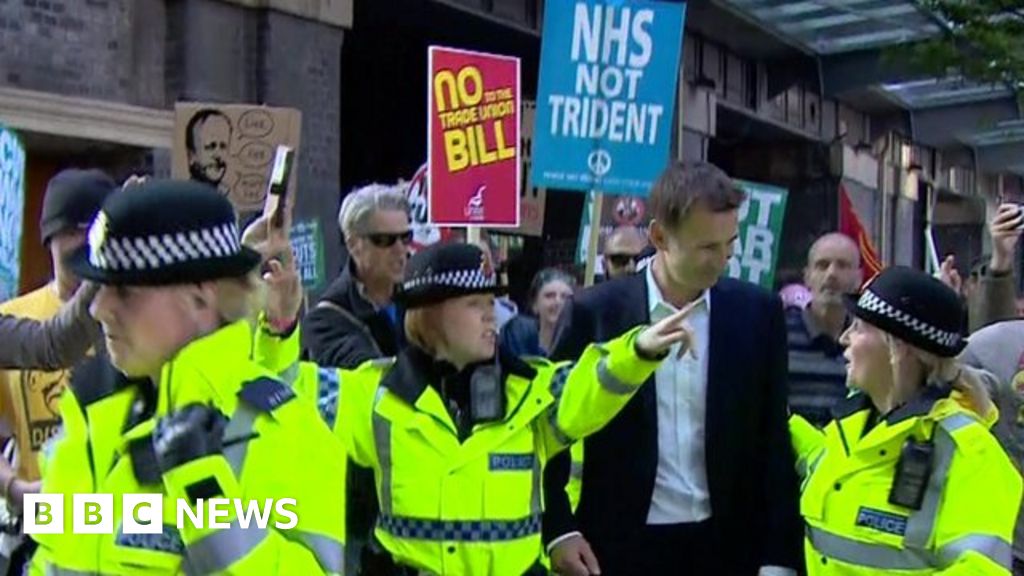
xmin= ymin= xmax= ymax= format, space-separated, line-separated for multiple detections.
xmin=266 ymin=145 xmax=295 ymax=229
xmin=242 ymin=145 xmax=302 ymax=330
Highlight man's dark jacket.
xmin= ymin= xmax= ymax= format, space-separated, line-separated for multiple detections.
xmin=543 ymin=273 xmax=802 ymax=574
xmin=302 ymin=259 xmax=404 ymax=367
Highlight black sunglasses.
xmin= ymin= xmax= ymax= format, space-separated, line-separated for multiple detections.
xmin=606 ymin=253 xmax=641 ymax=267
xmin=364 ymin=230 xmax=414 ymax=248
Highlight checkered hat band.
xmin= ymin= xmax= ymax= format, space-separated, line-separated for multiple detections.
xmin=402 ymin=269 xmax=496 ymax=292
xmin=378 ymin=513 xmax=541 ymax=542
xmin=89 ymin=222 xmax=242 ymax=272
xmin=857 ymin=289 xmax=961 ymax=349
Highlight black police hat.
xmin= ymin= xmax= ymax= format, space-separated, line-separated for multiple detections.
xmin=39 ymin=169 xmax=117 ymax=245
xmin=396 ymin=242 xmax=506 ymax=309
xmin=844 ymin=266 xmax=966 ymax=358
xmin=67 ymin=179 xmax=261 ymax=286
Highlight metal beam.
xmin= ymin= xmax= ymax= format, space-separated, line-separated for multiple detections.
xmin=914 ymin=98 xmax=1019 ymax=148
xmin=820 ymin=47 xmax=927 ymax=96
xmin=975 ymin=140 xmax=1024 ymax=174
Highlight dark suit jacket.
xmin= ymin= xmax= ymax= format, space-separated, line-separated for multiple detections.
xmin=543 ymin=273 xmax=802 ymax=574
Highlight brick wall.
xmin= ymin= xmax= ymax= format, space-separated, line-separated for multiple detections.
xmin=261 ymin=10 xmax=343 ymax=279
xmin=0 ymin=0 xmax=346 ymax=290
xmin=0 ymin=0 xmax=166 ymax=107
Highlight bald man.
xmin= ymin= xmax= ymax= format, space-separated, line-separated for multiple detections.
xmin=786 ymin=233 xmax=862 ymax=426
xmin=601 ymin=226 xmax=648 ymax=280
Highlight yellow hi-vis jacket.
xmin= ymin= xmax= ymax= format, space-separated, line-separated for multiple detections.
xmin=267 ymin=325 xmax=661 ymax=575
xmin=30 ymin=321 xmax=347 ymax=575
xmin=790 ymin=387 xmax=1022 ymax=575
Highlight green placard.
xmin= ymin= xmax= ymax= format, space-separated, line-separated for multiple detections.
xmin=290 ymin=219 xmax=325 ymax=291
xmin=728 ymin=180 xmax=789 ymax=289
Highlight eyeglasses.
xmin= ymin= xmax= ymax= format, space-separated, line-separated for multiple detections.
xmin=606 ymin=253 xmax=641 ymax=268
xmin=364 ymin=230 xmax=414 ymax=248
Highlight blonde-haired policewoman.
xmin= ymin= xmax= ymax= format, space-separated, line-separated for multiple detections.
xmin=317 ymin=241 xmax=695 ymax=576
xmin=790 ymin=266 xmax=1022 ymax=575
xmin=30 ymin=180 xmax=345 ymax=575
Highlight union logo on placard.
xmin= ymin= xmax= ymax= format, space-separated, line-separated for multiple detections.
xmin=464 ymin=185 xmax=486 ymax=220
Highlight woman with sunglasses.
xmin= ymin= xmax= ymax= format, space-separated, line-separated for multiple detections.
xmin=277 ymin=241 xmax=696 ymax=575
xmin=790 ymin=267 xmax=1021 ymax=575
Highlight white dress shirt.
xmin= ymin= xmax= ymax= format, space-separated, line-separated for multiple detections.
xmin=646 ymin=264 xmax=712 ymax=525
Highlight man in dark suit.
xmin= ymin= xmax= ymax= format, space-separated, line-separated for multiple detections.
xmin=545 ymin=161 xmax=802 ymax=575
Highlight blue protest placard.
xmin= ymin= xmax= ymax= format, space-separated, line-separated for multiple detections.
xmin=0 ymin=126 xmax=25 ymax=302
xmin=533 ymin=0 xmax=685 ymax=196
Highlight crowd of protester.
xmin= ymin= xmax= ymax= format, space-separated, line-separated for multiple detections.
xmin=0 ymin=160 xmax=1020 ymax=575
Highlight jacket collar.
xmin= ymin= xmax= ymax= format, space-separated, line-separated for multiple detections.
xmin=884 ymin=382 xmax=954 ymax=425
xmin=831 ymin=392 xmax=873 ymax=420
xmin=829 ymin=383 xmax=954 ymax=425
xmin=157 ymin=320 xmax=256 ymax=414
xmin=381 ymin=343 xmax=536 ymax=409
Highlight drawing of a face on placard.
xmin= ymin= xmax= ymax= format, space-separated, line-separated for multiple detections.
xmin=186 ymin=109 xmax=232 ymax=190
xmin=175 ymin=103 xmax=301 ymax=214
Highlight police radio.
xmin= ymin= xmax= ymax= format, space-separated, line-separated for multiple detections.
xmin=469 ymin=361 xmax=505 ymax=425
xmin=889 ymin=438 xmax=934 ymax=510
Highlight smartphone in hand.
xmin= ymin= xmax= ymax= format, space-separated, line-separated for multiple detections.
xmin=264 ymin=145 xmax=295 ymax=228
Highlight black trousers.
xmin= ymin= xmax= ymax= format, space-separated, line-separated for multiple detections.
xmin=601 ymin=521 xmax=716 ymax=575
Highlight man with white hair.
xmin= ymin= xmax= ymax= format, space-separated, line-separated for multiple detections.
xmin=303 ymin=183 xmax=412 ymax=368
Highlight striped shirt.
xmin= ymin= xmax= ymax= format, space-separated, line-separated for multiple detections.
xmin=786 ymin=306 xmax=849 ymax=427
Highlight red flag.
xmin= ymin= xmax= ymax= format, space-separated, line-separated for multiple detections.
xmin=838 ymin=183 xmax=882 ymax=282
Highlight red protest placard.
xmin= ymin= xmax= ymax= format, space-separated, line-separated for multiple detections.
xmin=428 ymin=46 xmax=520 ymax=227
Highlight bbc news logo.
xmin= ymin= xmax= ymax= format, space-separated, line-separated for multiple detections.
xmin=23 ymin=494 xmax=298 ymax=534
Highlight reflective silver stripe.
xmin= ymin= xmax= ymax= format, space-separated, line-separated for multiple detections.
xmin=316 ymin=367 xmax=341 ymax=430
xmin=938 ymin=533 xmax=1013 ymax=569
xmin=373 ymin=386 xmax=392 ymax=516
xmin=222 ymin=404 xmax=259 ymax=478
xmin=547 ymin=408 xmax=574 ymax=446
xmin=45 ymin=566 xmax=96 ymax=576
xmin=378 ymin=513 xmax=541 ymax=541
xmin=185 ymin=522 xmax=269 ymax=575
xmin=939 ymin=412 xmax=977 ymax=434
xmin=903 ymin=416 xmax=959 ymax=549
xmin=808 ymin=526 xmax=933 ymax=570
xmin=596 ymin=357 xmax=635 ymax=395
xmin=810 ymin=526 xmax=1013 ymax=571
xmin=279 ymin=362 xmax=300 ymax=386
xmin=530 ymin=452 xmax=542 ymax=514
xmin=569 ymin=460 xmax=583 ymax=480
xmin=799 ymin=450 xmax=826 ymax=492
xmin=285 ymin=530 xmax=345 ymax=574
